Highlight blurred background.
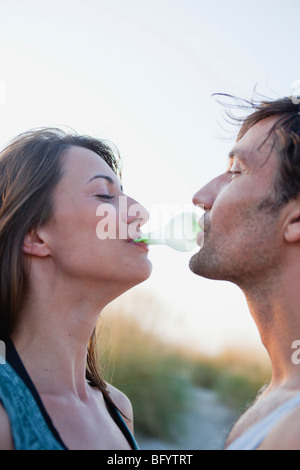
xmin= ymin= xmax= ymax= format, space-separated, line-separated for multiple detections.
xmin=0 ymin=0 xmax=298 ymax=449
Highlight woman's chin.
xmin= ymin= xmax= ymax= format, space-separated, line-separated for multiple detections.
xmin=134 ymin=260 xmax=153 ymax=283
xmin=125 ymin=260 xmax=153 ymax=289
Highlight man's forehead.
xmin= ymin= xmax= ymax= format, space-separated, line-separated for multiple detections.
xmin=230 ymin=118 xmax=278 ymax=163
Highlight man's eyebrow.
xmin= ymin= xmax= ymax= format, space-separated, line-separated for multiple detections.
xmin=87 ymin=174 xmax=115 ymax=185
xmin=228 ymin=149 xmax=248 ymax=162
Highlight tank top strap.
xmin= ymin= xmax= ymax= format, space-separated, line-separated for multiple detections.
xmin=104 ymin=394 xmax=140 ymax=450
xmin=0 ymin=360 xmax=65 ymax=450
xmin=1 ymin=339 xmax=139 ymax=450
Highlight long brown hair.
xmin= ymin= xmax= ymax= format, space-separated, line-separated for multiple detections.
xmin=0 ymin=127 xmax=121 ymax=399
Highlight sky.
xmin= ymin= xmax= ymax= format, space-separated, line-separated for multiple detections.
xmin=0 ymin=0 xmax=299 ymax=356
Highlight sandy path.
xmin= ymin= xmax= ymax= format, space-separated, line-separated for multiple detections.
xmin=136 ymin=387 xmax=238 ymax=450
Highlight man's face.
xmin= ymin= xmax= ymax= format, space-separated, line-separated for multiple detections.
xmin=189 ymin=117 xmax=284 ymax=288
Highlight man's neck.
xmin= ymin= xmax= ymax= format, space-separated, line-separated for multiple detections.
xmin=244 ymin=275 xmax=300 ymax=389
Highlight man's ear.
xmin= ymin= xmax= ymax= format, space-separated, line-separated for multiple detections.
xmin=23 ymin=228 xmax=50 ymax=257
xmin=284 ymin=207 xmax=300 ymax=243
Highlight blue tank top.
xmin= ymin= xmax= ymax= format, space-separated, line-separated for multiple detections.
xmin=0 ymin=340 xmax=139 ymax=450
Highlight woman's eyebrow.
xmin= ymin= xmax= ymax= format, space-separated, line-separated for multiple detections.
xmin=87 ymin=175 xmax=115 ymax=185
xmin=87 ymin=174 xmax=123 ymax=192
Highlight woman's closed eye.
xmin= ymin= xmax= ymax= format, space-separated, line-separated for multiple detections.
xmin=96 ymin=194 xmax=114 ymax=200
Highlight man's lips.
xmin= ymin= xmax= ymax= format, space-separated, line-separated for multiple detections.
xmin=198 ymin=216 xmax=205 ymax=232
xmin=199 ymin=212 xmax=209 ymax=232
xmin=196 ymin=214 xmax=208 ymax=247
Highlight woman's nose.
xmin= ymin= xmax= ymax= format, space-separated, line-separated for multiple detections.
xmin=127 ymin=198 xmax=149 ymax=227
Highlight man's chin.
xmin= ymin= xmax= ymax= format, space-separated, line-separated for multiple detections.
xmin=189 ymin=251 xmax=203 ymax=276
xmin=188 ymin=249 xmax=221 ymax=281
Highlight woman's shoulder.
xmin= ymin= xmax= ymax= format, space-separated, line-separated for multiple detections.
xmin=106 ymin=384 xmax=134 ymax=433
xmin=0 ymin=402 xmax=13 ymax=450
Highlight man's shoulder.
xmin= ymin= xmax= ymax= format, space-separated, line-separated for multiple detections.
xmin=226 ymin=386 xmax=300 ymax=449
xmin=258 ymin=403 xmax=300 ymax=450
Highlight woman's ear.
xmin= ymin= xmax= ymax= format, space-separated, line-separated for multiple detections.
xmin=23 ymin=228 xmax=50 ymax=257
xmin=284 ymin=207 xmax=300 ymax=243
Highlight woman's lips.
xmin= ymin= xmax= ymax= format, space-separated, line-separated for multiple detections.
xmin=127 ymin=239 xmax=149 ymax=252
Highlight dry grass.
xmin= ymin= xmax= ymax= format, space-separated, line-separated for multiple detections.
xmin=95 ymin=291 xmax=271 ymax=437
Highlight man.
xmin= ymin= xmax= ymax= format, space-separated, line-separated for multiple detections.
xmin=189 ymin=96 xmax=300 ymax=450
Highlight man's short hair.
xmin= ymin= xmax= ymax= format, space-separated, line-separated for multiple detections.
xmin=217 ymin=94 xmax=300 ymax=208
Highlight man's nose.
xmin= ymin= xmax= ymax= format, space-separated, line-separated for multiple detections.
xmin=192 ymin=175 xmax=224 ymax=210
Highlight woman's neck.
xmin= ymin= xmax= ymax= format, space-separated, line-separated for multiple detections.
xmin=11 ymin=278 xmax=106 ymax=400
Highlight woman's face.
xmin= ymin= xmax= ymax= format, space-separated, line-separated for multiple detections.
xmin=42 ymin=145 xmax=152 ymax=293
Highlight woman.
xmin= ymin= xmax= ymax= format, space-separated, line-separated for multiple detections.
xmin=0 ymin=128 xmax=152 ymax=450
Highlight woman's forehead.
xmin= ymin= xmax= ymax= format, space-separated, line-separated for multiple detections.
xmin=61 ymin=145 xmax=118 ymax=185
